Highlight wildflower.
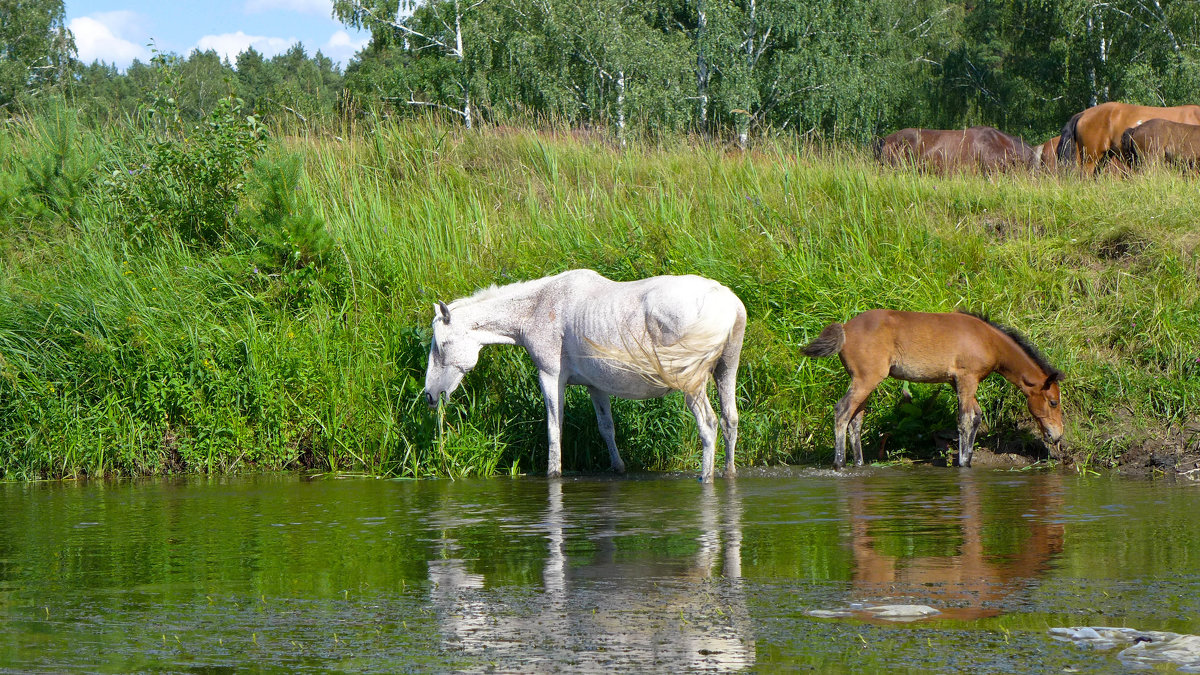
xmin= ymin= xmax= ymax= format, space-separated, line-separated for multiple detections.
xmin=287 ymin=331 xmax=295 ymax=339
xmin=48 ymin=384 xmax=56 ymax=394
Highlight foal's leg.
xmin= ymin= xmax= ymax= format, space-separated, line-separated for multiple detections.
xmin=588 ymin=388 xmax=626 ymax=474
xmin=685 ymin=391 xmax=720 ymax=483
xmin=849 ymin=409 xmax=866 ymax=466
xmin=834 ymin=376 xmax=882 ymax=470
xmin=539 ymin=370 xmax=567 ymax=478
xmin=954 ymin=378 xmax=983 ymax=467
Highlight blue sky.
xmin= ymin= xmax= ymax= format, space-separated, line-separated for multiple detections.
xmin=65 ymin=0 xmax=372 ymax=70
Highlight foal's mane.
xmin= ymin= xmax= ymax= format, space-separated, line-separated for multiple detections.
xmin=958 ymin=310 xmax=1062 ymax=379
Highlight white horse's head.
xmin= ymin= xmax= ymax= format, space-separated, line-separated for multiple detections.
xmin=424 ymin=301 xmax=483 ymax=408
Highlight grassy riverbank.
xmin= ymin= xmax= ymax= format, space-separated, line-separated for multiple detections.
xmin=2 ymin=111 xmax=1197 ymax=479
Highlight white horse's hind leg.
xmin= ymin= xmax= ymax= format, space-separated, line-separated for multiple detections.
xmin=540 ymin=370 xmax=567 ymax=478
xmin=588 ymin=388 xmax=626 ymax=474
xmin=714 ymin=364 xmax=739 ymax=478
xmin=686 ymin=391 xmax=719 ymax=483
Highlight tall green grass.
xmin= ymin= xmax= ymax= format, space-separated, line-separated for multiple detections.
xmin=2 ymin=112 xmax=1197 ymax=479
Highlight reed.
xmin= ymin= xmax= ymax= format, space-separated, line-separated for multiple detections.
xmin=1 ymin=113 xmax=1196 ymax=478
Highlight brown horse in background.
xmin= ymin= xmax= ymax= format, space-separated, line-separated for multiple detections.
xmin=802 ymin=310 xmax=1063 ymax=470
xmin=875 ymin=126 xmax=1036 ymax=173
xmin=1120 ymin=118 xmax=1200 ymax=170
xmin=1058 ymin=102 xmax=1200 ymax=173
xmin=1035 ymin=136 xmax=1060 ymax=171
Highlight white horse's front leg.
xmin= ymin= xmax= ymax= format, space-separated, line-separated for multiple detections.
xmin=539 ymin=370 xmax=567 ymax=478
xmin=685 ymin=392 xmax=719 ymax=483
xmin=588 ymin=388 xmax=625 ymax=474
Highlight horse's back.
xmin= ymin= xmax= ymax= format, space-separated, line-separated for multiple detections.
xmin=841 ymin=310 xmax=997 ymax=382
xmin=1125 ymin=118 xmax=1200 ymax=164
xmin=1076 ymin=102 xmax=1200 ymax=156
xmin=632 ymin=275 xmax=742 ymax=341
xmin=558 ymin=271 xmax=743 ymax=396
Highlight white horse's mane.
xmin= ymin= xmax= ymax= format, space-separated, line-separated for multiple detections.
xmin=450 ymin=276 xmax=554 ymax=309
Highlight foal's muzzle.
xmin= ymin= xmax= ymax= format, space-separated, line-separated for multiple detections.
xmin=425 ymin=391 xmax=439 ymax=409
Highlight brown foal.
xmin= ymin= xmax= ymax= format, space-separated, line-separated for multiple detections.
xmin=803 ymin=310 xmax=1063 ymax=469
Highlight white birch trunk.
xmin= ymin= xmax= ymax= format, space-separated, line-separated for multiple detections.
xmin=738 ymin=0 xmax=756 ymax=149
xmin=697 ymin=0 xmax=708 ymax=129
xmin=617 ymin=70 xmax=626 ymax=147
xmin=1086 ymin=14 xmax=1097 ymax=107
xmin=454 ymin=0 xmax=471 ymax=129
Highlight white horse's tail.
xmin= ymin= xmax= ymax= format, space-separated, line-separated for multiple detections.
xmin=587 ymin=308 xmax=737 ymax=395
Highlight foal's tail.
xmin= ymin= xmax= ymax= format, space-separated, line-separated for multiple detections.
xmin=1056 ymin=112 xmax=1083 ymax=168
xmin=801 ymin=323 xmax=845 ymax=358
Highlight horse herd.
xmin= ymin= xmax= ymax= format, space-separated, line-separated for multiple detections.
xmin=423 ymin=269 xmax=1064 ymax=483
xmin=876 ymin=101 xmax=1200 ymax=174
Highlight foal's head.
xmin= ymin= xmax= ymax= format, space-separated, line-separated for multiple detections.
xmin=1021 ymin=371 xmax=1063 ymax=444
xmin=424 ymin=301 xmax=483 ymax=408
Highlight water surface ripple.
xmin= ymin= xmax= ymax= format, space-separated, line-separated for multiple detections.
xmin=2 ymin=468 xmax=1198 ymax=672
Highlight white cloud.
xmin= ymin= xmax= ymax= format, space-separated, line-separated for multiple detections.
xmin=244 ymin=0 xmax=333 ymax=15
xmin=322 ymin=30 xmax=369 ymax=65
xmin=196 ymin=31 xmax=296 ymax=63
xmin=69 ymin=12 xmax=151 ymax=68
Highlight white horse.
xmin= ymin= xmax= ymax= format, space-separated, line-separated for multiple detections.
xmin=423 ymin=269 xmax=746 ymax=482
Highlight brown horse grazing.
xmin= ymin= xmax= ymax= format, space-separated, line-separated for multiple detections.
xmin=1058 ymin=102 xmax=1200 ymax=173
xmin=1120 ymin=118 xmax=1200 ymax=170
xmin=802 ymin=310 xmax=1063 ymax=470
xmin=1035 ymin=136 xmax=1060 ymax=171
xmin=875 ymin=126 xmax=1036 ymax=173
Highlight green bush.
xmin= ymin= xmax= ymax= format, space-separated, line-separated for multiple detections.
xmin=104 ymin=55 xmax=267 ymax=246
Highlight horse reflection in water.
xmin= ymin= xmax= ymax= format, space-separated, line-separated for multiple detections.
xmin=841 ymin=472 xmax=1065 ymax=620
xmin=425 ymin=480 xmax=753 ymax=671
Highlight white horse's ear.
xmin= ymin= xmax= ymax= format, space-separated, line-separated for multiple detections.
xmin=436 ymin=301 xmax=452 ymax=324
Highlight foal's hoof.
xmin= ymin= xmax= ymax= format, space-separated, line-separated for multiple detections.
xmin=547 ymin=469 xmax=562 ymax=479
xmin=725 ymin=466 xmax=737 ymax=479
xmin=611 ymin=461 xmax=626 ymax=475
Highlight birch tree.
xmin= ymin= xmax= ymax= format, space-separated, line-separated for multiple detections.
xmin=334 ymin=0 xmax=487 ymax=128
xmin=0 ymin=0 xmax=75 ymax=111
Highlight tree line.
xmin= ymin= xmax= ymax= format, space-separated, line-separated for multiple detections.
xmin=6 ymin=0 xmax=1200 ymax=142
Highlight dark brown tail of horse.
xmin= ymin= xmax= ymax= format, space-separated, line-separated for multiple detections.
xmin=802 ymin=323 xmax=845 ymax=357
xmin=1120 ymin=126 xmax=1140 ymax=169
xmin=871 ymin=137 xmax=885 ymax=161
xmin=1056 ymin=112 xmax=1083 ymax=167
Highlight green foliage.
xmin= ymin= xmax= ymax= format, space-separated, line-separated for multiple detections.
xmin=104 ymin=54 xmax=267 ymax=245
xmin=2 ymin=119 xmax=1198 ymax=480
xmin=0 ymin=0 xmax=74 ymax=111
xmin=244 ymin=155 xmax=341 ymax=307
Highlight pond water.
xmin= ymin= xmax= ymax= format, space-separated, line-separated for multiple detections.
xmin=2 ymin=467 xmax=1199 ymax=673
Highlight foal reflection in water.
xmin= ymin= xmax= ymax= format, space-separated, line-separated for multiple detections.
xmin=843 ymin=472 xmax=1066 ymax=620
xmin=803 ymin=310 xmax=1063 ymax=469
